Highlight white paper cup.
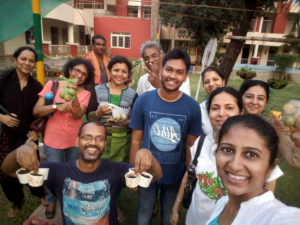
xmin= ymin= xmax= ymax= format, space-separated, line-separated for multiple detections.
xmin=16 ymin=168 xmax=30 ymax=184
xmin=38 ymin=168 xmax=49 ymax=180
xmin=125 ymin=172 xmax=139 ymax=188
xmin=128 ymin=168 xmax=135 ymax=173
xmin=28 ymin=172 xmax=44 ymax=187
xmin=139 ymin=172 xmax=153 ymax=188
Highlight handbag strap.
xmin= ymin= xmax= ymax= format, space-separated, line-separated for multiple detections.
xmin=51 ymin=80 xmax=59 ymax=97
xmin=192 ymin=134 xmax=206 ymax=167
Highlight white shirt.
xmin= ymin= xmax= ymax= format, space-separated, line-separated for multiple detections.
xmin=136 ymin=73 xmax=191 ymax=96
xmin=200 ymin=100 xmax=213 ymax=135
xmin=186 ymin=135 xmax=284 ymax=225
xmin=206 ymin=191 xmax=300 ymax=225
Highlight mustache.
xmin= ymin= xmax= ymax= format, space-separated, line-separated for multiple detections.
xmin=84 ymin=145 xmax=100 ymax=151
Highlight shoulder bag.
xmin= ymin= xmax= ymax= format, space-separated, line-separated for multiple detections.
xmin=182 ymin=134 xmax=206 ymax=209
xmin=30 ymin=80 xmax=59 ymax=134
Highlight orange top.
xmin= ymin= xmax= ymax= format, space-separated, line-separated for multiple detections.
xmin=82 ymin=50 xmax=110 ymax=84
xmin=39 ymin=81 xmax=91 ymax=149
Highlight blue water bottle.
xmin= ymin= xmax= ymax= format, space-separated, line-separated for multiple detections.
xmin=45 ymin=92 xmax=54 ymax=117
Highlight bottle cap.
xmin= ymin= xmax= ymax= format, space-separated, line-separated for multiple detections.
xmin=45 ymin=92 xmax=53 ymax=99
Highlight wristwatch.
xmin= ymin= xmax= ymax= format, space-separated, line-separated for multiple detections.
xmin=52 ymin=104 xmax=57 ymax=110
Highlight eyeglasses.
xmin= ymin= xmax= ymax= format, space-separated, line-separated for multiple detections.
xmin=72 ymin=68 xmax=87 ymax=77
xmin=80 ymin=135 xmax=105 ymax=143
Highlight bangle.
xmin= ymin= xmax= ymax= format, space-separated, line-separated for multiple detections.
xmin=176 ymin=197 xmax=181 ymax=203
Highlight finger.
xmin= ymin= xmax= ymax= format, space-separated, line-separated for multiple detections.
xmin=134 ymin=154 xmax=141 ymax=173
xmin=10 ymin=113 xmax=18 ymax=118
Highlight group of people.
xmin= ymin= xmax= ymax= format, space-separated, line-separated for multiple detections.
xmin=0 ymin=34 xmax=299 ymax=225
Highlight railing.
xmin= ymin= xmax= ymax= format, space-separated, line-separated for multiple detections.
xmin=76 ymin=3 xmax=103 ymax=9
xmin=49 ymin=45 xmax=71 ymax=57
xmin=240 ymin=58 xmax=275 ymax=66
xmin=78 ymin=45 xmax=89 ymax=55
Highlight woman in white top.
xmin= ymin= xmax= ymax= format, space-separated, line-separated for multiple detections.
xmin=239 ymin=80 xmax=283 ymax=192
xmin=170 ymin=87 xmax=283 ymax=225
xmin=207 ymin=115 xmax=300 ymax=225
xmin=200 ymin=67 xmax=225 ymax=135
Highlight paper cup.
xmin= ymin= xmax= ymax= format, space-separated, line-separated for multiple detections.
xmin=139 ymin=172 xmax=153 ymax=188
xmin=128 ymin=168 xmax=135 ymax=173
xmin=38 ymin=168 xmax=49 ymax=180
xmin=125 ymin=172 xmax=139 ymax=188
xmin=16 ymin=168 xmax=30 ymax=184
xmin=28 ymin=172 xmax=44 ymax=187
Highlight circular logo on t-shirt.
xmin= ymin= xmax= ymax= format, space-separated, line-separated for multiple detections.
xmin=150 ymin=117 xmax=181 ymax=151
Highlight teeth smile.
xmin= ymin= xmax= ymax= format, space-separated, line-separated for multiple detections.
xmin=228 ymin=173 xmax=247 ymax=180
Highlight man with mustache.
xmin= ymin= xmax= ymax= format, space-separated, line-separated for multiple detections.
xmin=1 ymin=120 xmax=162 ymax=225
xmin=136 ymin=41 xmax=191 ymax=96
xmin=130 ymin=48 xmax=202 ymax=225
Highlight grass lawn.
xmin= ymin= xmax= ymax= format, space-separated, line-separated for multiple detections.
xmin=0 ymin=73 xmax=299 ymax=225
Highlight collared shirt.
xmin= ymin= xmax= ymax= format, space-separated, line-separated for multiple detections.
xmin=207 ymin=191 xmax=300 ymax=225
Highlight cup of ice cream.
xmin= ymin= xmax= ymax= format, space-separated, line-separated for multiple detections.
xmin=125 ymin=171 xmax=140 ymax=188
xmin=16 ymin=168 xmax=30 ymax=184
xmin=28 ymin=171 xmax=44 ymax=187
xmin=138 ymin=171 xmax=153 ymax=188
xmin=38 ymin=168 xmax=49 ymax=180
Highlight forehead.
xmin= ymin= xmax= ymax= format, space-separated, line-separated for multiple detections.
xmin=245 ymin=85 xmax=266 ymax=95
xmin=18 ymin=50 xmax=35 ymax=59
xmin=112 ymin=62 xmax=128 ymax=70
xmin=80 ymin=123 xmax=106 ymax=136
xmin=94 ymin=38 xmax=106 ymax=45
xmin=143 ymin=47 xmax=160 ymax=56
xmin=164 ymin=59 xmax=186 ymax=71
xmin=212 ymin=92 xmax=237 ymax=105
xmin=204 ymin=71 xmax=222 ymax=80
xmin=73 ymin=64 xmax=87 ymax=71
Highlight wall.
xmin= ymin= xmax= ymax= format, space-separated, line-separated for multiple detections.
xmin=116 ymin=0 xmax=128 ymax=16
xmin=94 ymin=17 xmax=151 ymax=58
xmin=272 ymin=1 xmax=292 ymax=34
xmin=2 ymin=34 xmax=27 ymax=56
xmin=43 ymin=19 xmax=69 ymax=44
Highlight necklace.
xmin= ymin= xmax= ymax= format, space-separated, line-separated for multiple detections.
xmin=158 ymin=89 xmax=182 ymax=102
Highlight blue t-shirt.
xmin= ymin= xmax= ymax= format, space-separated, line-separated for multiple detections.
xmin=41 ymin=160 xmax=131 ymax=225
xmin=130 ymin=90 xmax=202 ymax=184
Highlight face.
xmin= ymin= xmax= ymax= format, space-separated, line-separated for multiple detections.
xmin=93 ymin=38 xmax=106 ymax=56
xmin=110 ymin=63 xmax=129 ymax=86
xmin=242 ymin=85 xmax=267 ymax=115
xmin=216 ymin=126 xmax=274 ymax=200
xmin=203 ymin=71 xmax=225 ymax=94
xmin=143 ymin=47 xmax=161 ymax=73
xmin=77 ymin=123 xmax=106 ymax=162
xmin=69 ymin=64 xmax=88 ymax=85
xmin=161 ymin=59 xmax=187 ymax=92
xmin=13 ymin=50 xmax=36 ymax=75
xmin=209 ymin=92 xmax=241 ymax=131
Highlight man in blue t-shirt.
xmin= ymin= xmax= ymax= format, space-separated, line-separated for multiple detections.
xmin=130 ymin=48 xmax=202 ymax=225
xmin=2 ymin=120 xmax=162 ymax=225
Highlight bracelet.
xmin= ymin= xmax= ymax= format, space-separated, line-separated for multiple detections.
xmin=176 ymin=197 xmax=182 ymax=203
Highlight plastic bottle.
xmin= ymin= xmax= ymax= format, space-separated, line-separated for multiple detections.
xmin=45 ymin=92 xmax=54 ymax=117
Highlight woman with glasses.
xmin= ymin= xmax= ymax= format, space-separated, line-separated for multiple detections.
xmin=33 ymin=58 xmax=94 ymax=218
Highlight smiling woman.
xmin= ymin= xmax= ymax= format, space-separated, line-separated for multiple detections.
xmin=92 ymin=56 xmax=138 ymax=162
xmin=207 ymin=114 xmax=300 ymax=225
xmin=0 ymin=46 xmax=45 ymax=218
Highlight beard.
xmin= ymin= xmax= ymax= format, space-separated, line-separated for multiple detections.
xmin=161 ymin=80 xmax=180 ymax=92
xmin=79 ymin=145 xmax=103 ymax=163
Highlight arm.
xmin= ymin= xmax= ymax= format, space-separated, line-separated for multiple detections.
xmin=33 ymin=96 xmax=70 ymax=117
xmin=70 ymin=96 xmax=87 ymax=119
xmin=185 ymin=134 xmax=198 ymax=168
xmin=1 ymin=143 xmax=40 ymax=176
xmin=130 ymin=129 xmax=144 ymax=164
xmin=134 ymin=148 xmax=162 ymax=182
xmin=170 ymin=171 xmax=188 ymax=225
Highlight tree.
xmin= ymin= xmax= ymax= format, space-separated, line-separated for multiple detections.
xmin=159 ymin=0 xmax=288 ymax=81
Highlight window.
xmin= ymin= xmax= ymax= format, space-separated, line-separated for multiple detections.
xmin=111 ymin=33 xmax=131 ymax=49
xmin=128 ymin=6 xmax=138 ymax=17
xmin=143 ymin=6 xmax=151 ymax=19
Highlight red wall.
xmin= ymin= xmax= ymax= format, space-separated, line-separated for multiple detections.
xmin=116 ymin=0 xmax=128 ymax=16
xmin=272 ymin=0 xmax=292 ymax=34
xmin=94 ymin=17 xmax=151 ymax=58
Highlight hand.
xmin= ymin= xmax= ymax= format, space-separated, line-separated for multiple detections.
xmin=96 ymin=105 xmax=112 ymax=117
xmin=144 ymin=66 xmax=162 ymax=89
xmin=56 ymin=103 xmax=71 ymax=113
xmin=170 ymin=207 xmax=180 ymax=225
xmin=16 ymin=144 xmax=39 ymax=173
xmin=27 ymin=131 xmax=39 ymax=142
xmin=0 ymin=113 xmax=20 ymax=127
xmin=106 ymin=117 xmax=117 ymax=124
xmin=134 ymin=148 xmax=153 ymax=174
